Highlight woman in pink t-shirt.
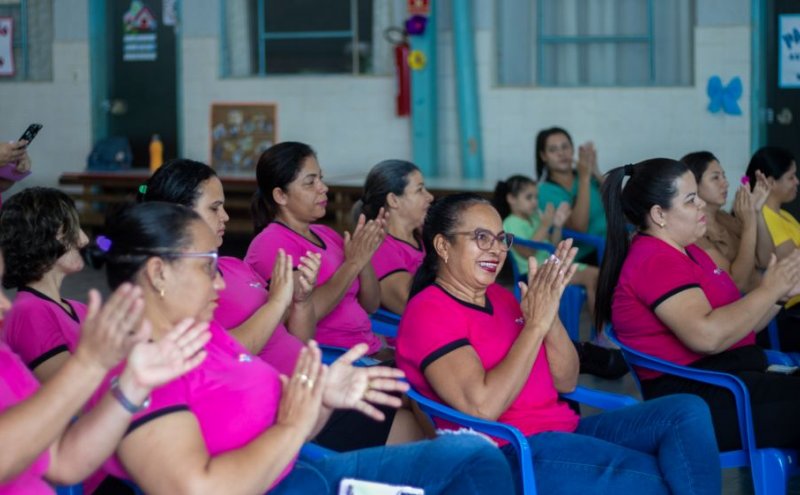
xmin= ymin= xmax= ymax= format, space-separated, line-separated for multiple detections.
xmin=0 ymin=246 xmax=211 ymax=494
xmin=92 ymin=201 xmax=515 ymax=494
xmin=355 ymin=159 xmax=432 ymax=315
xmin=246 ymin=142 xmax=388 ymax=358
xmin=597 ymin=157 xmax=800 ymax=453
xmin=397 ymin=193 xmax=721 ymax=494
xmin=0 ymin=188 xmax=90 ymax=382
xmin=139 ymin=159 xmax=426 ymax=450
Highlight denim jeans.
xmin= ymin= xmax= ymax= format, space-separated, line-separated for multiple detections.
xmin=268 ymin=434 xmax=515 ymax=495
xmin=502 ymin=394 xmax=721 ymax=495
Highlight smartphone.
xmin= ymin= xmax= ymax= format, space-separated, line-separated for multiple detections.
xmin=18 ymin=123 xmax=43 ymax=147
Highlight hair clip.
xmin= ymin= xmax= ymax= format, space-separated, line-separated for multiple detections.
xmin=96 ymin=235 xmax=112 ymax=253
xmin=740 ymin=175 xmax=750 ymax=185
xmin=138 ymin=184 xmax=148 ymax=195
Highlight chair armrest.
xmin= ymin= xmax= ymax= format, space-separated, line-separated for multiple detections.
xmin=561 ymin=386 xmax=638 ymax=410
xmin=764 ymin=349 xmax=796 ymax=366
xmin=300 ymin=442 xmax=335 ymax=460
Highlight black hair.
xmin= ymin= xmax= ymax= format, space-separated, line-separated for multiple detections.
xmin=138 ymin=158 xmax=217 ymax=208
xmin=492 ymin=175 xmax=536 ymax=219
xmin=409 ymin=193 xmax=491 ymax=298
xmin=251 ymin=142 xmax=316 ymax=233
xmin=535 ymin=126 xmax=573 ymax=180
xmin=0 ymin=187 xmax=82 ymax=289
xmin=103 ymin=202 xmax=201 ymax=290
xmin=595 ymin=158 xmax=689 ymax=330
xmin=746 ymin=146 xmax=796 ymax=186
xmin=680 ymin=151 xmax=719 ymax=186
xmin=355 ymin=159 xmax=420 ymax=220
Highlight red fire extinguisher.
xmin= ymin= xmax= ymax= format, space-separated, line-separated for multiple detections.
xmin=386 ymin=27 xmax=411 ymax=117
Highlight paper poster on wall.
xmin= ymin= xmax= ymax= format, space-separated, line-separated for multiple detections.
xmin=0 ymin=17 xmax=15 ymax=77
xmin=209 ymin=103 xmax=278 ymax=173
xmin=122 ymin=1 xmax=158 ymax=62
xmin=779 ymin=14 xmax=800 ymax=88
xmin=162 ymin=0 xmax=177 ymax=26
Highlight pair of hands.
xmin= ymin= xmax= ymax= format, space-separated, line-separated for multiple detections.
xmin=576 ymin=142 xmax=600 ymax=181
xmin=268 ymin=248 xmax=322 ymax=308
xmin=540 ymin=202 xmax=571 ymax=229
xmin=74 ymin=283 xmax=210 ymax=400
xmin=733 ymin=170 xmax=771 ymax=225
xmin=276 ymin=341 xmax=407 ymax=439
xmin=344 ymin=209 xmax=387 ymax=270
xmin=518 ymin=239 xmax=579 ymax=337
xmin=763 ymin=250 xmax=800 ymax=302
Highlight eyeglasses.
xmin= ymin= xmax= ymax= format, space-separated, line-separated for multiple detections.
xmin=169 ymin=251 xmax=219 ymax=278
xmin=112 ymin=250 xmax=219 ymax=279
xmin=451 ymin=229 xmax=514 ymax=251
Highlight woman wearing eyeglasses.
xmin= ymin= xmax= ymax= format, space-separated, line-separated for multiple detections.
xmin=396 ymin=193 xmax=721 ymax=494
xmin=535 ymin=127 xmax=606 ymax=262
xmin=87 ymin=201 xmax=516 ymax=494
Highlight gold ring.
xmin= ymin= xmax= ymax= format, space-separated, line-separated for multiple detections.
xmin=298 ymin=373 xmax=309 ymax=383
xmin=305 ymin=379 xmax=314 ymax=389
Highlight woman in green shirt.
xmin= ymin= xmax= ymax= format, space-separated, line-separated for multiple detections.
xmin=535 ymin=127 xmax=607 ymax=262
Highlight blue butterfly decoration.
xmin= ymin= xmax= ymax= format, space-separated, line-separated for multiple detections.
xmin=707 ymin=75 xmax=742 ymax=115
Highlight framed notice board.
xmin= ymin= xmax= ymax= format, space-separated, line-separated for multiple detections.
xmin=209 ymin=102 xmax=277 ymax=172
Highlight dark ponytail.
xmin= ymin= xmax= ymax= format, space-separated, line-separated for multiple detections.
xmin=252 ymin=142 xmax=316 ymax=233
xmin=409 ymin=193 xmax=490 ymax=298
xmin=534 ymin=127 xmax=572 ymax=180
xmin=492 ymin=175 xmax=535 ymax=219
xmin=595 ymin=158 xmax=689 ymax=330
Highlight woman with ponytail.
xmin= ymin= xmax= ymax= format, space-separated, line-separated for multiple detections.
xmin=246 ymin=142 xmax=390 ymax=359
xmin=598 ymin=158 xmax=800 ymax=453
xmin=398 ymin=193 xmax=720 ymax=494
xmin=356 ymin=160 xmax=433 ymax=314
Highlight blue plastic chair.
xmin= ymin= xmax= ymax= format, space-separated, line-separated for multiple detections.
xmin=764 ymin=318 xmax=800 ymax=364
xmin=55 ymin=485 xmax=83 ymax=495
xmin=371 ymin=308 xmax=401 ymax=339
xmin=510 ymin=238 xmax=587 ymax=342
xmin=408 ymin=385 xmax=637 ymax=495
xmin=606 ymin=326 xmax=799 ymax=495
xmin=561 ymin=228 xmax=606 ymax=264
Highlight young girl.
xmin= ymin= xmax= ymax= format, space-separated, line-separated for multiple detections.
xmin=493 ymin=175 xmax=598 ymax=317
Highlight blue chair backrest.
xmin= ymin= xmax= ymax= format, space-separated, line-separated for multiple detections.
xmin=562 ymin=228 xmax=605 ymax=264
xmin=371 ymin=308 xmax=401 ymax=339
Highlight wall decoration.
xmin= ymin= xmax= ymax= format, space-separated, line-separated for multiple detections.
xmin=123 ymin=1 xmax=158 ymax=62
xmin=779 ymin=14 xmax=800 ymax=89
xmin=707 ymin=76 xmax=742 ymax=116
xmin=0 ymin=17 xmax=14 ymax=77
xmin=209 ymin=103 xmax=277 ymax=173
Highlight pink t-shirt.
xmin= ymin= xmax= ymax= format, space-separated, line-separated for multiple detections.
xmin=397 ymin=283 xmax=579 ymax=445
xmin=372 ymin=234 xmax=424 ymax=282
xmin=612 ymin=234 xmax=756 ymax=380
xmin=0 ymin=342 xmax=52 ymax=494
xmin=246 ymin=222 xmax=381 ymax=353
xmin=215 ymin=256 xmax=303 ymax=376
xmin=2 ymin=288 xmax=86 ymax=369
xmin=94 ymin=321 xmax=293 ymax=489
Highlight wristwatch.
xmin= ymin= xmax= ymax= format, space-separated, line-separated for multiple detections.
xmin=110 ymin=376 xmax=151 ymax=413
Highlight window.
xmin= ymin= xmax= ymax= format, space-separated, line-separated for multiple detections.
xmin=497 ymin=0 xmax=694 ymax=87
xmin=0 ymin=0 xmax=52 ymax=81
xmin=221 ymin=0 xmax=402 ymax=77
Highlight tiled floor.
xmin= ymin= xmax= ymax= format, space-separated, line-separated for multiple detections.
xmin=4 ymin=263 xmax=799 ymax=494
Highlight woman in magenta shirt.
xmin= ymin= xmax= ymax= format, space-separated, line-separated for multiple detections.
xmin=597 ymin=158 xmax=800 ymax=452
xmin=90 ymin=201 xmax=515 ymax=494
xmin=246 ymin=142 xmax=388 ymax=358
xmin=0 ymin=188 xmax=90 ymax=382
xmin=140 ymin=159 xmax=426 ymax=449
xmin=396 ymin=193 xmax=721 ymax=494
xmin=356 ymin=159 xmax=433 ymax=315
xmin=0 ymin=248 xmax=210 ymax=493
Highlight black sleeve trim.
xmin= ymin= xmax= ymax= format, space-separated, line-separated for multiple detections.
xmin=420 ymin=339 xmax=470 ymax=373
xmin=28 ymin=345 xmax=69 ymax=370
xmin=126 ymin=405 xmax=190 ymax=436
xmin=378 ymin=268 xmax=408 ymax=281
xmin=649 ymin=283 xmax=701 ymax=310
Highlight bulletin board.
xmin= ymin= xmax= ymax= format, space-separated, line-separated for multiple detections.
xmin=209 ymin=102 xmax=277 ymax=173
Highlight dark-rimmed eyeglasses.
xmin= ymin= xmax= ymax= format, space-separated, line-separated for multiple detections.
xmin=450 ymin=229 xmax=514 ymax=251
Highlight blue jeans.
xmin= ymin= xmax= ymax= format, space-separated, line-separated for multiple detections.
xmin=268 ymin=434 xmax=514 ymax=494
xmin=502 ymin=394 xmax=721 ymax=495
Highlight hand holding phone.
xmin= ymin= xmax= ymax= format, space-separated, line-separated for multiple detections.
xmin=18 ymin=123 xmax=42 ymax=148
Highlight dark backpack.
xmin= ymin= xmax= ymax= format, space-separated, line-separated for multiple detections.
xmin=87 ymin=137 xmax=133 ymax=171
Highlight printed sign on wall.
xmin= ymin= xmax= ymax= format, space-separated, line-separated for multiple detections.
xmin=779 ymin=14 xmax=800 ymax=88
xmin=0 ymin=17 xmax=15 ymax=77
xmin=123 ymin=1 xmax=157 ymax=62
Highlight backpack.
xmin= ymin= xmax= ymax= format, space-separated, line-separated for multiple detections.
xmin=87 ymin=137 xmax=133 ymax=171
